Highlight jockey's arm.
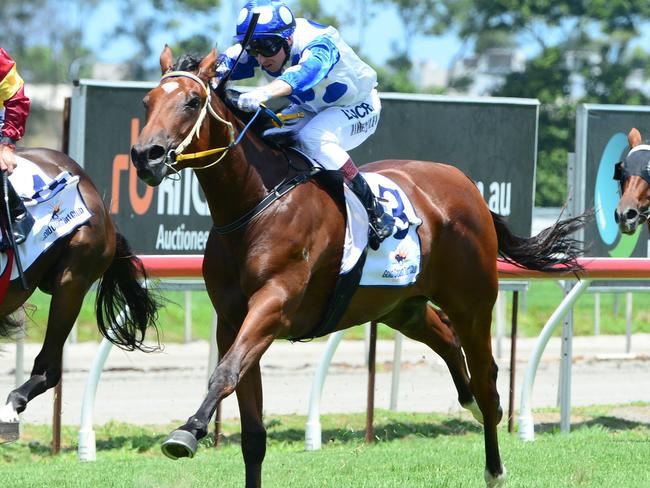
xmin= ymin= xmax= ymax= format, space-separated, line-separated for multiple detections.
xmin=261 ymin=79 xmax=293 ymax=98
xmin=237 ymin=36 xmax=339 ymax=112
xmin=0 ymin=48 xmax=30 ymax=174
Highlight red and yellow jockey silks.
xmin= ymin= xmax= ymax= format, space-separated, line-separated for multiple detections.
xmin=0 ymin=48 xmax=30 ymax=143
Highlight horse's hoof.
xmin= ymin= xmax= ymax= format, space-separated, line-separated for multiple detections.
xmin=0 ymin=421 xmax=20 ymax=444
xmin=0 ymin=403 xmax=19 ymax=423
xmin=484 ymin=465 xmax=507 ymax=487
xmin=161 ymin=430 xmax=197 ymax=459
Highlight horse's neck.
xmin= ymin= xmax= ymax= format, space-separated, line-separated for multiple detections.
xmin=194 ymin=107 xmax=285 ymax=228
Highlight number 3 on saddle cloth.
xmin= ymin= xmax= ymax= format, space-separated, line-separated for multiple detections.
xmin=292 ymin=171 xmax=422 ymax=341
xmin=0 ymin=156 xmax=93 ymax=303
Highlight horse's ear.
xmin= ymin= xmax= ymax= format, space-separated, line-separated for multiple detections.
xmin=628 ymin=128 xmax=642 ymax=148
xmin=198 ymin=48 xmax=218 ymax=81
xmin=160 ymin=45 xmax=174 ymax=74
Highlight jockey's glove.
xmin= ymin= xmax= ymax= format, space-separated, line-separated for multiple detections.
xmin=237 ymin=88 xmax=272 ymax=112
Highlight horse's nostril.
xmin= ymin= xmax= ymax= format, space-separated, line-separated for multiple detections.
xmin=614 ymin=211 xmax=620 ymax=224
xmin=148 ymin=145 xmax=165 ymax=161
xmin=625 ymin=209 xmax=638 ymax=221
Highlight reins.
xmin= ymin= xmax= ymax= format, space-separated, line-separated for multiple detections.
xmin=158 ymin=67 xmax=311 ymax=235
xmin=213 ymin=166 xmax=320 ymax=235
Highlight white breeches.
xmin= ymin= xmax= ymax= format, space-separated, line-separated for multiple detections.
xmin=271 ymin=89 xmax=381 ymax=170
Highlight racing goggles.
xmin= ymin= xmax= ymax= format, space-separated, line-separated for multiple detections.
xmin=245 ymin=37 xmax=285 ymax=58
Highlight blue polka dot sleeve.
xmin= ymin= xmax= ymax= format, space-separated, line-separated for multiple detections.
xmin=217 ymin=49 xmax=258 ymax=81
xmin=279 ymin=36 xmax=340 ymax=93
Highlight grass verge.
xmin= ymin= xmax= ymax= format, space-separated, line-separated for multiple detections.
xmin=1 ymin=405 xmax=650 ymax=487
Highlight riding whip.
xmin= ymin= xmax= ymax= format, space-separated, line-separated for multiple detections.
xmin=216 ymin=12 xmax=260 ymax=94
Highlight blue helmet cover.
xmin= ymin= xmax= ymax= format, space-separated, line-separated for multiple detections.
xmin=235 ymin=0 xmax=296 ymax=41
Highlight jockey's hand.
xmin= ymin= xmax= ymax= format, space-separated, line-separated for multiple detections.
xmin=0 ymin=144 xmax=17 ymax=175
xmin=237 ymin=88 xmax=272 ymax=112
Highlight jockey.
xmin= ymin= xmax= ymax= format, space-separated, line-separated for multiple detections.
xmin=0 ymin=47 xmax=34 ymax=245
xmin=217 ymin=0 xmax=394 ymax=249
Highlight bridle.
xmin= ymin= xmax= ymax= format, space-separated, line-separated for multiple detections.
xmin=158 ymin=70 xmax=288 ymax=175
xmin=614 ymin=143 xmax=650 ymax=220
xmin=159 ymin=70 xmax=236 ymax=172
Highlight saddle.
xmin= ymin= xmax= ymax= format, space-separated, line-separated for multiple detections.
xmin=0 ymin=179 xmax=35 ymax=253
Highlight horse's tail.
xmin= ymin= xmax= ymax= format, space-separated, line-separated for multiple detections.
xmin=0 ymin=314 xmax=22 ymax=338
xmin=95 ymin=232 xmax=163 ymax=351
xmin=492 ymin=209 xmax=592 ymax=273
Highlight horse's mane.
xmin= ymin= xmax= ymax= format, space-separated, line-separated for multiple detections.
xmin=171 ymin=52 xmax=294 ymax=149
xmin=173 ymin=53 xmax=202 ymax=72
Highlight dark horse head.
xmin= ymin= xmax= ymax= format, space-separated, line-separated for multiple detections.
xmin=614 ymin=128 xmax=650 ymax=235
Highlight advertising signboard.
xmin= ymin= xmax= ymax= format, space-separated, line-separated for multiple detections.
xmin=574 ymin=104 xmax=650 ymax=258
xmin=70 ymin=82 xmax=539 ymax=255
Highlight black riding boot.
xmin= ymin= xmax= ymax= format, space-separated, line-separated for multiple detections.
xmin=6 ymin=182 xmax=34 ymax=245
xmin=348 ymin=173 xmax=395 ymax=250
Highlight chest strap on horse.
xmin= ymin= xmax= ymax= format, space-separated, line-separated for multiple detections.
xmin=213 ymin=166 xmax=321 ymax=235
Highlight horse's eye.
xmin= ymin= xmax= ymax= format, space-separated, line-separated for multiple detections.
xmin=186 ymin=96 xmax=201 ymax=110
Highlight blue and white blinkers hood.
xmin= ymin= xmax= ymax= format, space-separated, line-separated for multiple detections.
xmin=235 ymin=0 xmax=296 ymax=41
xmin=614 ymin=144 xmax=650 ymax=187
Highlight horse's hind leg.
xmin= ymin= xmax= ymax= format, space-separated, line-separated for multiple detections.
xmin=449 ymin=305 xmax=505 ymax=486
xmin=383 ymin=298 xmax=477 ymax=418
xmin=4 ymin=280 xmax=87 ymax=417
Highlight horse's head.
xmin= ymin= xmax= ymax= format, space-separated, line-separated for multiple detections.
xmin=130 ymin=46 xmax=228 ymax=186
xmin=614 ymin=128 xmax=650 ymax=234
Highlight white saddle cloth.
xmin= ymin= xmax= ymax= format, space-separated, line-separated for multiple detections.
xmin=341 ymin=172 xmax=423 ymax=287
xmin=0 ymin=156 xmax=93 ymax=280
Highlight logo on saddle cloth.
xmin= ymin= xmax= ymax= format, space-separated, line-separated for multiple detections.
xmin=381 ymin=247 xmax=418 ymax=280
xmin=41 ymin=199 xmax=87 ymax=240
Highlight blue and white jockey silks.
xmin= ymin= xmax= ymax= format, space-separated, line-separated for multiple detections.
xmin=218 ymin=18 xmax=381 ymax=171
xmin=220 ymin=18 xmax=377 ymax=111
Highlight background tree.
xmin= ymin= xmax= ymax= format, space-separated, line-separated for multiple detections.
xmin=292 ymin=0 xmax=339 ymax=27
xmin=110 ymin=0 xmax=221 ymax=80
xmin=429 ymin=0 xmax=650 ymax=205
xmin=0 ymin=0 xmax=96 ymax=82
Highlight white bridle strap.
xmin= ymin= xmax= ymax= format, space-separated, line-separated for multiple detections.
xmin=159 ymin=71 xmax=235 ymax=168
xmin=628 ymin=144 xmax=650 ymax=156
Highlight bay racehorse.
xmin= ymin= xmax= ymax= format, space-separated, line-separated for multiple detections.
xmin=614 ymin=128 xmax=650 ymax=234
xmin=130 ymin=46 xmax=588 ymax=487
xmin=0 ymin=147 xmax=161 ymax=427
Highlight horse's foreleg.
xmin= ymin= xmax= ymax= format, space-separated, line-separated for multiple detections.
xmin=218 ymin=320 xmax=266 ymax=488
xmin=3 ymin=284 xmax=83 ymax=418
xmin=237 ymin=364 xmax=266 ymax=488
xmin=162 ymin=292 xmax=283 ymax=462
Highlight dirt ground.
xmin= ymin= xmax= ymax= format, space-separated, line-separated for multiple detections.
xmin=1 ymin=333 xmax=650 ymax=427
